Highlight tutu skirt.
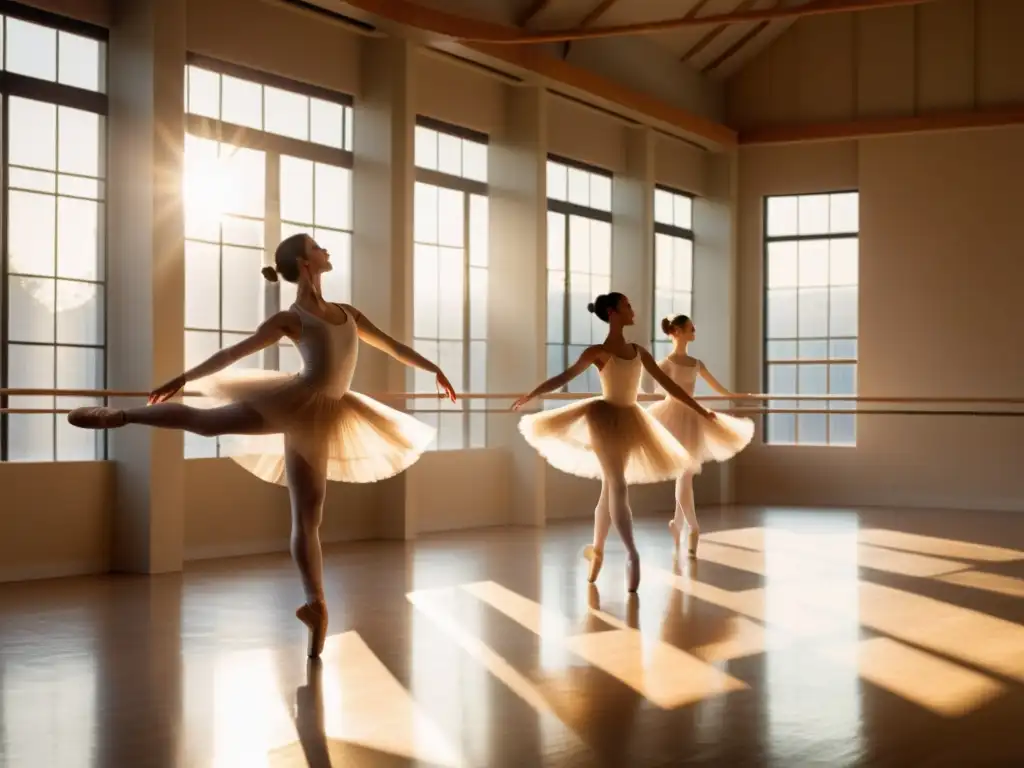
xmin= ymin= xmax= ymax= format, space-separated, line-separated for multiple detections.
xmin=194 ymin=369 xmax=435 ymax=485
xmin=647 ymin=399 xmax=754 ymax=470
xmin=518 ymin=397 xmax=700 ymax=484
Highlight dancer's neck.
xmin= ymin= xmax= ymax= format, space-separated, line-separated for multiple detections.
xmin=297 ymin=275 xmax=324 ymax=306
xmin=605 ymin=323 xmax=627 ymax=346
xmin=671 ymin=339 xmax=690 ymax=356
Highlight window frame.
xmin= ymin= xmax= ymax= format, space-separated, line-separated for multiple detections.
xmin=761 ymin=189 xmax=859 ymax=447
xmin=0 ymin=3 xmax=109 ymax=462
xmin=411 ymin=115 xmax=489 ymax=450
xmin=545 ymin=153 xmax=613 ymax=388
xmin=651 ymin=183 xmax=694 ymax=358
xmin=182 ymin=54 xmax=354 ymax=457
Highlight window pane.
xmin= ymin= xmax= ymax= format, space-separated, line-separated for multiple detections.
xmin=56 ymin=281 xmax=103 ymax=345
xmin=437 ymin=133 xmax=461 ymax=176
xmin=547 ymin=211 xmax=565 ymax=270
xmin=829 ymin=287 xmax=858 ymax=337
xmin=185 ymin=241 xmax=220 ymax=329
xmin=221 ymin=146 xmax=265 ymax=218
xmin=10 ymin=97 xmax=57 ymax=171
xmin=568 ymin=215 xmax=591 ymax=272
xmin=56 ymin=346 xmax=104 ymax=460
xmin=469 ymin=194 xmax=488 ymax=267
xmin=58 ymin=32 xmax=104 ymax=92
xmin=344 ymin=106 xmax=354 ymax=152
xmin=546 ymin=343 xmax=564 ymax=379
xmin=829 ymin=363 xmax=856 ymax=396
xmin=797 ymin=288 xmax=828 ymax=337
xmin=412 ymin=340 xmax=439 ymax=393
xmin=673 ymin=194 xmax=692 ymax=229
xmin=654 ymin=288 xmax=673 ymax=327
xmin=568 ymin=271 xmax=591 ymax=345
xmin=830 ymin=192 xmax=858 ymax=234
xmin=415 ymin=126 xmax=438 ymax=170
xmin=547 ymin=270 xmax=565 ymax=344
xmin=58 ymin=198 xmax=103 ymax=281
xmin=590 ymin=220 xmax=611 ymax=276
xmin=463 ymin=140 xmax=487 ymax=183
xmin=316 ymin=229 xmax=351 ymax=302
xmin=413 ymin=244 xmax=438 ymax=338
xmin=767 ymin=411 xmax=796 ymax=445
xmin=314 ymin=164 xmax=350 ymax=230
xmin=590 ymin=174 xmax=611 ymax=212
xmin=10 ymin=168 xmax=56 ymax=194
xmin=437 ymin=247 xmax=464 ymax=339
xmin=798 ymin=194 xmax=830 ymax=235
xmin=654 ymin=189 xmax=673 ymax=226
xmin=470 ymin=340 xmax=487 ymax=401
xmin=469 ymin=413 xmax=486 ymax=449
xmin=766 ymin=289 xmax=797 ymax=338
xmin=310 ymin=98 xmax=343 ymax=149
xmin=767 ymin=363 xmax=796 ymax=395
xmin=547 ymin=161 xmax=567 ymax=201
xmin=798 ymin=339 xmax=827 ymax=360
xmin=469 ymin=266 xmax=487 ymax=339
xmin=59 ymin=107 xmax=103 ymax=178
xmin=221 ymin=246 xmax=263 ymax=332
xmin=798 ymin=414 xmax=827 ymax=445
xmin=183 ymin=134 xmax=222 ymax=242
xmin=766 ymin=196 xmax=797 ymax=237
xmin=438 ymin=341 xmax=464 ymax=393
xmin=437 ymin=187 xmax=464 ymax=248
xmin=673 ymin=238 xmax=692 ymax=292
xmin=281 ymin=156 xmax=314 ymax=224
xmin=799 ymin=364 xmax=827 ymax=397
xmin=438 ymin=413 xmax=464 ymax=450
xmin=221 ymin=75 xmax=263 ymax=129
xmin=766 ymin=340 xmax=797 ymax=361
xmin=766 ymin=241 xmax=797 ymax=288
xmin=221 ymin=215 xmax=263 ymax=248
xmin=567 ymin=167 xmax=589 ymax=207
xmin=830 ymin=339 xmax=857 ymax=359
xmin=829 ymin=239 xmax=858 ymax=286
xmin=7 ymin=18 xmax=56 ymax=81
xmin=797 ymin=239 xmax=829 ymax=287
xmin=9 ymin=276 xmax=55 ymax=343
xmin=414 ymin=182 xmax=438 ymax=244
xmin=7 ymin=342 xmax=56 ymax=461
xmin=264 ymin=86 xmax=308 ymax=141
xmin=9 ymin=190 xmax=57 ymax=276
xmin=187 ymin=66 xmax=220 ymax=119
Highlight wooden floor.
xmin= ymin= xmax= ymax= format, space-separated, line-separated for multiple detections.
xmin=2 ymin=507 xmax=1024 ymax=767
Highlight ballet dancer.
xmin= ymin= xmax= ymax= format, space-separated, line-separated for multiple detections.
xmin=67 ymin=233 xmax=456 ymax=658
xmin=647 ymin=314 xmax=755 ymax=559
xmin=511 ymin=292 xmax=715 ymax=592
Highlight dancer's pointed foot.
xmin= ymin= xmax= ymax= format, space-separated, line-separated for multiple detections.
xmin=583 ymin=545 xmax=604 ymax=583
xmin=68 ymin=406 xmax=126 ymax=429
xmin=626 ymin=555 xmax=640 ymax=593
xmin=296 ymin=599 xmax=328 ymax=658
xmin=687 ymin=530 xmax=699 ymax=559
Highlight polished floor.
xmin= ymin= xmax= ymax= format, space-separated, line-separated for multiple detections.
xmin=2 ymin=507 xmax=1024 ymax=767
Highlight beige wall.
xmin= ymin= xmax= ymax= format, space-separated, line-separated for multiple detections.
xmin=728 ymin=0 xmax=1024 ymax=128
xmin=729 ymin=0 xmax=1024 ymax=511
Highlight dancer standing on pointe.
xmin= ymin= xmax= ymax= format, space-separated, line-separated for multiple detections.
xmin=511 ymin=292 xmax=715 ymax=592
xmin=647 ymin=315 xmax=755 ymax=559
xmin=67 ymin=233 xmax=455 ymax=658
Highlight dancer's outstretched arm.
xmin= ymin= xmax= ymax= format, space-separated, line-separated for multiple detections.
xmin=638 ymin=347 xmax=715 ymax=421
xmin=341 ymin=304 xmax=457 ymax=402
xmin=699 ymin=362 xmax=755 ymax=405
xmin=511 ymin=346 xmax=603 ymax=410
xmin=149 ymin=312 xmax=298 ymax=403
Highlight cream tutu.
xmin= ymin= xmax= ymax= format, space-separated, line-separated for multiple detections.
xmin=647 ymin=357 xmax=754 ymax=469
xmin=194 ymin=304 xmax=434 ymax=485
xmin=518 ymin=348 xmax=699 ymax=484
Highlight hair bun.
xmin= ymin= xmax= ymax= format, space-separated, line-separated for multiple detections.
xmin=587 ymin=302 xmax=596 ymax=314
xmin=661 ymin=317 xmax=673 ymax=335
xmin=261 ymin=266 xmax=279 ymax=283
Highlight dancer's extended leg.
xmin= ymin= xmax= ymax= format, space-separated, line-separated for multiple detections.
xmin=598 ymin=452 xmax=640 ymax=592
xmin=286 ymin=445 xmax=329 ymax=659
xmin=69 ymin=402 xmax=271 ymax=436
xmin=585 ymin=482 xmax=612 ymax=582
xmin=670 ymin=472 xmax=699 ymax=557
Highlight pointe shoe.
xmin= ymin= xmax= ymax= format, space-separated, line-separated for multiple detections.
xmin=583 ymin=545 xmax=604 ymax=583
xmin=626 ymin=555 xmax=640 ymax=593
xmin=296 ymin=600 xmax=328 ymax=658
xmin=687 ymin=530 xmax=699 ymax=559
xmin=67 ymin=406 xmax=126 ymax=429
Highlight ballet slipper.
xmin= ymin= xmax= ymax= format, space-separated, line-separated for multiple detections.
xmin=583 ymin=545 xmax=604 ymax=583
xmin=687 ymin=530 xmax=699 ymax=559
xmin=626 ymin=555 xmax=640 ymax=593
xmin=68 ymin=406 xmax=126 ymax=429
xmin=296 ymin=599 xmax=328 ymax=658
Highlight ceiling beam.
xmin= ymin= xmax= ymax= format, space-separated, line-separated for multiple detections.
xmin=577 ymin=0 xmax=622 ymax=29
xmin=518 ymin=0 xmax=555 ymax=26
xmin=681 ymin=0 xmax=756 ymax=64
xmin=702 ymin=18 xmax=772 ymax=72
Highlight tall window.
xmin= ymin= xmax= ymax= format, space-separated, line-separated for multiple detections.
xmin=412 ymin=117 xmax=488 ymax=450
xmin=183 ymin=56 xmax=354 ymax=458
xmin=546 ymin=157 xmax=612 ymax=401
xmin=652 ymin=186 xmax=693 ymax=361
xmin=764 ymin=192 xmax=858 ymax=446
xmin=0 ymin=9 xmax=108 ymax=462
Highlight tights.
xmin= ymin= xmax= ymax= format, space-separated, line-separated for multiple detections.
xmin=590 ymin=453 xmax=638 ymax=561
xmin=673 ymin=472 xmax=698 ymax=534
xmin=122 ymin=401 xmax=327 ymax=604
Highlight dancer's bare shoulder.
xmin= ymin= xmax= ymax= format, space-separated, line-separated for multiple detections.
xmin=266 ymin=309 xmax=302 ymax=341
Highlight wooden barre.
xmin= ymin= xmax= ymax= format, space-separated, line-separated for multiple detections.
xmin=1 ymin=388 xmax=1023 ymax=405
